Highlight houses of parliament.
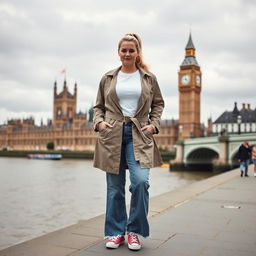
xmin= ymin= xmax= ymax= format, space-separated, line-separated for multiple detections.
xmin=0 ymin=34 xmax=205 ymax=152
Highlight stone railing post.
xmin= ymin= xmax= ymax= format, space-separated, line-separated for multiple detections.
xmin=213 ymin=135 xmax=230 ymax=171
xmin=170 ymin=139 xmax=184 ymax=171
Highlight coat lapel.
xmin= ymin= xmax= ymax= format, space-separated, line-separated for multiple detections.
xmin=107 ymin=67 xmax=123 ymax=115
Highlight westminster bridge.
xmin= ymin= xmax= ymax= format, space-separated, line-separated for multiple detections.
xmin=171 ymin=133 xmax=256 ymax=171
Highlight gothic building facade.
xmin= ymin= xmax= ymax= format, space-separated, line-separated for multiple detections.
xmin=0 ymin=81 xmax=96 ymax=151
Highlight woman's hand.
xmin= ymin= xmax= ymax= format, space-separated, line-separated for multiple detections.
xmin=141 ymin=125 xmax=155 ymax=135
xmin=98 ymin=121 xmax=113 ymax=131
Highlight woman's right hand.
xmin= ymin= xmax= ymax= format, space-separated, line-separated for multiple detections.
xmin=98 ymin=121 xmax=113 ymax=131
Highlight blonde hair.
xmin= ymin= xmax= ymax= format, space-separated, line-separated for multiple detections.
xmin=118 ymin=33 xmax=149 ymax=71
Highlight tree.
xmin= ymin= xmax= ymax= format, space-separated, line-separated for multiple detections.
xmin=47 ymin=141 xmax=54 ymax=150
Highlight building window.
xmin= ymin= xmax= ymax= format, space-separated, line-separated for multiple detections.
xmin=241 ymin=123 xmax=245 ymax=133
xmin=212 ymin=125 xmax=216 ymax=133
xmin=228 ymin=124 xmax=232 ymax=133
xmin=217 ymin=124 xmax=221 ymax=133
xmin=246 ymin=123 xmax=250 ymax=132
xmin=252 ymin=123 xmax=256 ymax=132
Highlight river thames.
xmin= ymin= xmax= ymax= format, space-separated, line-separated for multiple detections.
xmin=0 ymin=157 xmax=214 ymax=250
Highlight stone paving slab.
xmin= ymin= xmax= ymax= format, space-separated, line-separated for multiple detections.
xmin=0 ymin=168 xmax=248 ymax=256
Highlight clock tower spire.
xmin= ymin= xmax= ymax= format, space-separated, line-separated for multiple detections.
xmin=178 ymin=33 xmax=202 ymax=139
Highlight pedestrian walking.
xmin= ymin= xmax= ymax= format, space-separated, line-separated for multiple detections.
xmin=238 ymin=141 xmax=251 ymax=177
xmin=251 ymin=144 xmax=256 ymax=177
xmin=93 ymin=33 xmax=164 ymax=250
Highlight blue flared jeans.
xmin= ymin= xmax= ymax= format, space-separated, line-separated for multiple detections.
xmin=105 ymin=122 xmax=150 ymax=238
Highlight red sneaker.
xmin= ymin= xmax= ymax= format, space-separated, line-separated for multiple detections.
xmin=106 ymin=235 xmax=125 ymax=249
xmin=128 ymin=233 xmax=141 ymax=250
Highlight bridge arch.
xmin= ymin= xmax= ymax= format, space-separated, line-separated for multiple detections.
xmin=186 ymin=147 xmax=219 ymax=164
xmin=184 ymin=143 xmax=219 ymax=162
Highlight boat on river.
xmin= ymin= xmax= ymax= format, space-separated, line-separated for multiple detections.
xmin=27 ymin=154 xmax=62 ymax=160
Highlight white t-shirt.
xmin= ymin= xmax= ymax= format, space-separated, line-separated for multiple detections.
xmin=116 ymin=70 xmax=141 ymax=117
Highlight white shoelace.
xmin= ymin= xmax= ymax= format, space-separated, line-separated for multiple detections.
xmin=129 ymin=234 xmax=139 ymax=243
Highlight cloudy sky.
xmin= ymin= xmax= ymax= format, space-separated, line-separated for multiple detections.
xmin=0 ymin=0 xmax=255 ymax=126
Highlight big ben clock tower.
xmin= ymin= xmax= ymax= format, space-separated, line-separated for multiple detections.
xmin=178 ymin=33 xmax=202 ymax=139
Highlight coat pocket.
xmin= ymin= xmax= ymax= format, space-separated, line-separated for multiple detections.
xmin=140 ymin=128 xmax=153 ymax=145
xmin=142 ymin=128 xmax=153 ymax=139
xmin=98 ymin=120 xmax=117 ymax=138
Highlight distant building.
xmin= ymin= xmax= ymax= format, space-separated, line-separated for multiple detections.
xmin=156 ymin=119 xmax=179 ymax=150
xmin=0 ymin=80 xmax=96 ymax=151
xmin=212 ymin=102 xmax=256 ymax=135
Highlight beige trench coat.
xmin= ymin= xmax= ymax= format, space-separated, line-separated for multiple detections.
xmin=93 ymin=66 xmax=165 ymax=174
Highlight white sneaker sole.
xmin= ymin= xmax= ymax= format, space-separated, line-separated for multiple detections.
xmin=128 ymin=243 xmax=141 ymax=250
xmin=106 ymin=240 xmax=124 ymax=249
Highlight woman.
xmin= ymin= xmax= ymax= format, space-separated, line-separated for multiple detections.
xmin=93 ymin=33 xmax=164 ymax=250
xmin=252 ymin=144 xmax=256 ymax=177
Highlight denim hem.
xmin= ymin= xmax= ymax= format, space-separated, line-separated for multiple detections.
xmin=104 ymin=234 xmax=125 ymax=239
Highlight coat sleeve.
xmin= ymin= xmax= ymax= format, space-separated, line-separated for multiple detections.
xmin=93 ymin=76 xmax=106 ymax=132
xmin=149 ymin=75 xmax=165 ymax=134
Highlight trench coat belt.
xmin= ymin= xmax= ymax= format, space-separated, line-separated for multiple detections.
xmin=105 ymin=112 xmax=149 ymax=123
xmin=105 ymin=112 xmax=152 ymax=143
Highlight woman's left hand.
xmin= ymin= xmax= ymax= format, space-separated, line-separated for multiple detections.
xmin=141 ymin=125 xmax=155 ymax=135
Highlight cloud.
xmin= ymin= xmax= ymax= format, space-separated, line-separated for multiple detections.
xmin=0 ymin=0 xmax=256 ymax=125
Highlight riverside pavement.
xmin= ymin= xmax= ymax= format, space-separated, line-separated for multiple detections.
xmin=1 ymin=168 xmax=255 ymax=256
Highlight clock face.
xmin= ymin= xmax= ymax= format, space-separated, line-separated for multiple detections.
xmin=181 ymin=74 xmax=190 ymax=85
xmin=196 ymin=75 xmax=201 ymax=85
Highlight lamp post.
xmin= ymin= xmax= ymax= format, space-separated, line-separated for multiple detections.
xmin=237 ymin=115 xmax=242 ymax=135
